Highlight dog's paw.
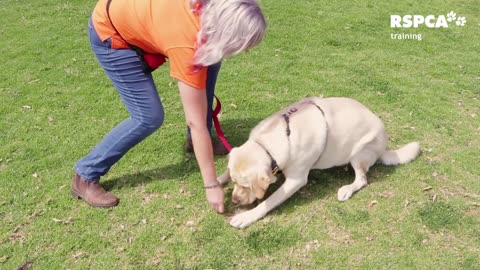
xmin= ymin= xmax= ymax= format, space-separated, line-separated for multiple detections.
xmin=337 ymin=185 xmax=354 ymax=201
xmin=229 ymin=210 xmax=261 ymax=228
xmin=217 ymin=171 xmax=231 ymax=185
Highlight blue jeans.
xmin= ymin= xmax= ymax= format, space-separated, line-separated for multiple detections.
xmin=75 ymin=18 xmax=220 ymax=182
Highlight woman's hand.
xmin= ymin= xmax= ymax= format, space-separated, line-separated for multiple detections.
xmin=205 ymin=185 xmax=225 ymax=213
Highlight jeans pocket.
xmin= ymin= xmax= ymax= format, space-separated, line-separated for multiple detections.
xmin=88 ymin=25 xmax=111 ymax=49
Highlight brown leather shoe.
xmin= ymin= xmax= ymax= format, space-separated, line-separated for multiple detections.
xmin=184 ymin=138 xmax=229 ymax=156
xmin=184 ymin=139 xmax=194 ymax=153
xmin=212 ymin=139 xmax=229 ymax=155
xmin=70 ymin=174 xmax=119 ymax=208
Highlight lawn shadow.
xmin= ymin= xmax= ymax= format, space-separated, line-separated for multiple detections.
xmin=101 ymin=117 xmax=263 ymax=191
xmin=229 ymin=163 xmax=398 ymax=216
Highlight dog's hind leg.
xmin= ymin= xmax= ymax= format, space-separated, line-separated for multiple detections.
xmin=337 ymin=149 xmax=378 ymax=201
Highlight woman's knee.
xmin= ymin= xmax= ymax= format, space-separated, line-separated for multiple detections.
xmin=150 ymin=111 xmax=165 ymax=129
xmin=140 ymin=109 xmax=165 ymax=131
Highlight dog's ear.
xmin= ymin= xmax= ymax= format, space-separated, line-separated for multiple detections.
xmin=252 ymin=174 xmax=271 ymax=199
xmin=270 ymin=174 xmax=278 ymax=184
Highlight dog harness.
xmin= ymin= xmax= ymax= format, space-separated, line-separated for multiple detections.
xmin=281 ymin=100 xmax=326 ymax=137
xmin=253 ymin=142 xmax=281 ymax=175
xmin=256 ymin=100 xmax=328 ymax=175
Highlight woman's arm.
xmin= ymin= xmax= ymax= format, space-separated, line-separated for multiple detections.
xmin=178 ymin=81 xmax=225 ymax=213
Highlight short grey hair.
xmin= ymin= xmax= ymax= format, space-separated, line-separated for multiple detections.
xmin=191 ymin=0 xmax=266 ymax=67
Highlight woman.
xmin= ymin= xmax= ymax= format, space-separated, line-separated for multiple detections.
xmin=71 ymin=0 xmax=266 ymax=212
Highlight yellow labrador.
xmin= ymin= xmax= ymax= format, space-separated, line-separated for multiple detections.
xmin=218 ymin=97 xmax=420 ymax=228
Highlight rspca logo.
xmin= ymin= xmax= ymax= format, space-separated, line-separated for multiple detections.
xmin=390 ymin=11 xmax=466 ymax=41
xmin=391 ymin=11 xmax=467 ymax=28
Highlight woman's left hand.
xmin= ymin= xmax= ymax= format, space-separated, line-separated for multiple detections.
xmin=205 ymin=185 xmax=225 ymax=213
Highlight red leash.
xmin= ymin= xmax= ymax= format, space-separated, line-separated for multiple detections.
xmin=213 ymin=95 xmax=233 ymax=152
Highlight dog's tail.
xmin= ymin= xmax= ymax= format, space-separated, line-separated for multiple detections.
xmin=380 ymin=142 xmax=421 ymax=166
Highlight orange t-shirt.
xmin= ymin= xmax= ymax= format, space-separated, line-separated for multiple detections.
xmin=92 ymin=0 xmax=207 ymax=89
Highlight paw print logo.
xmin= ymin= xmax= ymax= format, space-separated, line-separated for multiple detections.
xmin=456 ymin=16 xmax=467 ymax=26
xmin=447 ymin=11 xmax=456 ymax=22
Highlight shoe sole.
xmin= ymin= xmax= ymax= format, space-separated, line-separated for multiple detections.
xmin=70 ymin=188 xmax=119 ymax=208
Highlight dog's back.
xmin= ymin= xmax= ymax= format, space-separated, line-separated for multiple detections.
xmin=309 ymin=97 xmax=388 ymax=168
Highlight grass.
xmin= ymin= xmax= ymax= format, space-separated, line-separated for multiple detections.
xmin=1 ymin=0 xmax=479 ymax=269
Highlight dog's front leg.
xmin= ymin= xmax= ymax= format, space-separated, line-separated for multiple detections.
xmin=230 ymin=175 xmax=308 ymax=228
xmin=217 ymin=169 xmax=231 ymax=185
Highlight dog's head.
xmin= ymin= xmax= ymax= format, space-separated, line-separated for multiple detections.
xmin=224 ymin=147 xmax=277 ymax=205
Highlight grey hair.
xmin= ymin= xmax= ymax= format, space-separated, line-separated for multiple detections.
xmin=191 ymin=0 xmax=266 ymax=67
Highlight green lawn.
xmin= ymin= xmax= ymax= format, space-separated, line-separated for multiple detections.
xmin=1 ymin=0 xmax=479 ymax=269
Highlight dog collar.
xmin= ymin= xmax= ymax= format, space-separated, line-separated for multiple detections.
xmin=254 ymin=140 xmax=281 ymax=175
xmin=271 ymin=160 xmax=280 ymax=175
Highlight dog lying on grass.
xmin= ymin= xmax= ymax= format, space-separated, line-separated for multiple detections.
xmin=218 ymin=97 xmax=420 ymax=228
